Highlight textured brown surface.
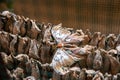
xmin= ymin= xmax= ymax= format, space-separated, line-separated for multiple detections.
xmin=1 ymin=0 xmax=120 ymax=34
xmin=0 ymin=11 xmax=120 ymax=79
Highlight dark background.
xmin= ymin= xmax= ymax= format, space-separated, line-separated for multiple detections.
xmin=1 ymin=0 xmax=120 ymax=34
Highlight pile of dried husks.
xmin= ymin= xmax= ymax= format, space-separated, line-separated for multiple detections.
xmin=0 ymin=11 xmax=120 ymax=80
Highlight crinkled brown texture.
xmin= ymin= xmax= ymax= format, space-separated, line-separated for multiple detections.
xmin=0 ymin=11 xmax=120 ymax=80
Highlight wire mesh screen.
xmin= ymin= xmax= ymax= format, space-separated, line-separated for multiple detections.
xmin=1 ymin=0 xmax=120 ymax=34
